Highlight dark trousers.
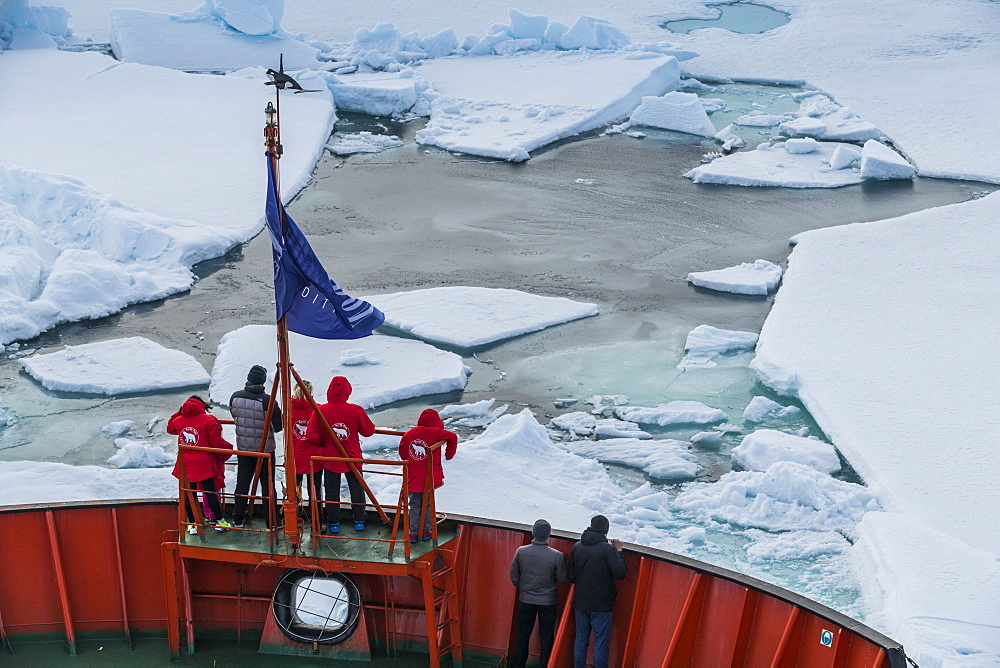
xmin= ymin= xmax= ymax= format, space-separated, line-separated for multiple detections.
xmin=324 ymin=469 xmax=366 ymax=523
xmin=187 ymin=478 xmax=222 ymax=523
xmin=514 ymin=602 xmax=557 ymax=668
xmin=574 ymin=609 xmax=612 ymax=668
xmin=296 ymin=471 xmax=324 ymax=517
xmin=232 ymin=453 xmax=273 ymax=525
xmin=408 ymin=491 xmax=433 ymax=536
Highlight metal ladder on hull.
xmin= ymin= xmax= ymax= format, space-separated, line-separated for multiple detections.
xmin=418 ymin=546 xmax=463 ymax=667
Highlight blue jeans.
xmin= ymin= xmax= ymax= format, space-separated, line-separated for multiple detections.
xmin=573 ymin=609 xmax=612 ymax=668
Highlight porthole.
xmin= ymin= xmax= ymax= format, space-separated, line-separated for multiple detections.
xmin=272 ymin=569 xmax=362 ymax=644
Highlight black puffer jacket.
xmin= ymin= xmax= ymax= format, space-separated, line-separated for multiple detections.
xmin=229 ymin=382 xmax=282 ymax=452
xmin=567 ymin=528 xmax=626 ymax=612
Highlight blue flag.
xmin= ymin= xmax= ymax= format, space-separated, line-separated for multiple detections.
xmin=264 ymin=157 xmax=384 ymax=339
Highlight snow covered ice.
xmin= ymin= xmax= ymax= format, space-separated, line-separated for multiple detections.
xmin=685 ymin=141 xmax=867 ymax=188
xmin=687 ymin=259 xmax=782 ymax=295
xmin=566 ymin=437 xmax=702 ymax=480
xmin=327 ymin=132 xmax=403 ymax=156
xmin=731 ymin=429 xmax=840 ymax=475
xmin=209 ymin=325 xmax=471 ymax=409
xmin=680 ymin=324 xmax=758 ymax=367
xmin=21 ymin=337 xmax=210 ymax=395
xmin=614 ymin=401 xmax=727 ymax=427
xmin=742 ymin=396 xmax=800 ymax=423
xmin=627 ymin=91 xmax=717 ymax=137
xmin=367 ymin=286 xmax=598 ymax=349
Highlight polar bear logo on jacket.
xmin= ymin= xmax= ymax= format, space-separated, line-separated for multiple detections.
xmin=180 ymin=427 xmax=199 ymax=445
xmin=409 ymin=439 xmax=428 ymax=460
xmin=294 ymin=419 xmax=309 ymax=440
xmin=332 ymin=423 xmax=350 ymax=441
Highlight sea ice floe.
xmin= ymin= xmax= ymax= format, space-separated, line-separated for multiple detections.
xmin=828 ymin=143 xmax=862 ymax=170
xmin=684 ymin=141 xmax=864 ymax=188
xmin=110 ymin=8 xmax=320 ymax=71
xmin=366 ymin=286 xmax=598 ymax=349
xmin=441 ymin=398 xmax=509 ymax=429
xmin=595 ymin=419 xmax=651 ymax=440
xmin=675 ymin=460 xmax=878 ymax=536
xmin=327 ymin=132 xmax=404 ymax=156
xmin=0 ymin=460 xmax=184 ymax=504
xmin=742 ymin=529 xmax=850 ymax=563
xmin=690 ymin=431 xmax=724 ymax=448
xmin=714 ymin=124 xmax=746 ymax=150
xmin=21 ymin=337 xmax=210 ymax=395
xmin=627 ymin=91 xmax=717 ymax=137
xmin=101 ymin=420 xmax=135 ymax=437
xmin=550 ymin=411 xmax=598 ymax=437
xmin=731 ymin=429 xmax=841 ymax=475
xmin=413 ymin=51 xmax=681 ymax=161
xmin=209 ymin=325 xmax=470 ymax=409
xmin=327 ymin=71 xmax=420 ymax=116
xmin=566 ymin=437 xmax=702 ymax=480
xmin=780 ymin=92 xmax=880 ymax=143
xmin=687 ymin=259 xmax=782 ymax=295
xmin=859 ymin=140 xmax=915 ymax=180
xmin=614 ymin=401 xmax=727 ymax=427
xmin=742 ymin=396 xmax=800 ymax=423
xmin=680 ymin=324 xmax=758 ymax=367
xmin=107 ymin=438 xmax=174 ymax=469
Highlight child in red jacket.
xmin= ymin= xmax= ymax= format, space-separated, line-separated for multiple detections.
xmin=290 ymin=380 xmax=323 ymax=518
xmin=169 ymin=396 xmax=234 ymax=532
xmin=398 ymin=409 xmax=458 ymax=542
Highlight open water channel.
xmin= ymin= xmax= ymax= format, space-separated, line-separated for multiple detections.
xmin=0 ymin=90 xmax=993 ymax=618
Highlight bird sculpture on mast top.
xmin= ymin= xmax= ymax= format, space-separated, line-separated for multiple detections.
xmin=265 ymin=54 xmax=322 ymax=93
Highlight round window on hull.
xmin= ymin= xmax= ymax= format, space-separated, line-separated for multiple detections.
xmin=272 ymin=569 xmax=362 ymax=644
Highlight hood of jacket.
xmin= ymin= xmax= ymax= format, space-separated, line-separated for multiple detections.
xmin=580 ymin=527 xmax=608 ymax=546
xmin=291 ymin=397 xmax=311 ymax=411
xmin=244 ymin=382 xmax=266 ymax=394
xmin=325 ymin=376 xmax=352 ymax=404
xmin=417 ymin=408 xmax=443 ymax=429
xmin=181 ymin=397 xmax=207 ymax=417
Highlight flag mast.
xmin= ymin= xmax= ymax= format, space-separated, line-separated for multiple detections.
xmin=263 ymin=95 xmax=302 ymax=551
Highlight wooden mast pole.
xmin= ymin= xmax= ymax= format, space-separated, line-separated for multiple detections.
xmin=265 ymin=91 xmax=301 ymax=551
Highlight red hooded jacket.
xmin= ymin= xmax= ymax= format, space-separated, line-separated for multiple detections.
xmin=169 ymin=397 xmax=233 ymax=483
xmin=304 ymin=377 xmax=375 ymax=473
xmin=290 ymin=397 xmax=322 ymax=475
xmin=398 ymin=409 xmax=458 ymax=493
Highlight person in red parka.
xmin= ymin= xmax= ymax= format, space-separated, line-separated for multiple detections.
xmin=290 ymin=379 xmax=323 ymax=518
xmin=169 ymin=396 xmax=234 ymax=531
xmin=398 ymin=409 xmax=458 ymax=542
xmin=303 ymin=376 xmax=375 ymax=533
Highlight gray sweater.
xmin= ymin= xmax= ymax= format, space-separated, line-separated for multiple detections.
xmin=509 ymin=540 xmax=567 ymax=605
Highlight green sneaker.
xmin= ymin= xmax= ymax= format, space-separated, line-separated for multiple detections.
xmin=214 ymin=519 xmax=233 ymax=532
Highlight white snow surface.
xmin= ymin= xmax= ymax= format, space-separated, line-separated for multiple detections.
xmin=731 ymin=429 xmax=840 ymax=475
xmin=366 ymin=286 xmax=598 ymax=349
xmin=0 ymin=460 xmax=181 ymax=504
xmin=21 ymin=337 xmax=210 ymax=395
xmin=0 ymin=49 xmax=334 ymax=342
xmin=627 ymin=91 xmax=716 ymax=137
xmin=752 ymin=192 xmax=1000 ymax=662
xmin=685 ymin=141 xmax=863 ymax=189
xmin=328 ymin=132 xmax=404 ymax=156
xmin=110 ymin=8 xmax=319 ymax=71
xmin=669 ymin=0 xmax=1000 ymax=183
xmin=107 ymin=438 xmax=173 ymax=469
xmin=414 ymin=51 xmax=681 ymax=161
xmin=567 ymin=437 xmax=702 ymax=479
xmin=209 ymin=325 xmax=471 ymax=409
xmin=680 ymin=324 xmax=757 ymax=367
xmin=687 ymin=259 xmax=782 ymax=295
xmin=614 ymin=400 xmax=726 ymax=427
xmin=742 ymin=396 xmax=800 ymax=423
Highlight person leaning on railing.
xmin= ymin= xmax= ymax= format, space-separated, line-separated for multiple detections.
xmin=229 ymin=365 xmax=282 ymax=529
xmin=397 ymin=408 xmax=458 ymax=543
xmin=169 ymin=395 xmax=235 ymax=532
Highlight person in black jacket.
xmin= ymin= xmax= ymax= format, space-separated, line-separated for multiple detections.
xmin=567 ymin=515 xmax=626 ymax=668
xmin=229 ymin=364 xmax=282 ymax=528
xmin=509 ymin=519 xmax=567 ymax=668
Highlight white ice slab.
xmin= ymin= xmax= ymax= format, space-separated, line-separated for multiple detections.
xmin=628 ymin=91 xmax=716 ymax=137
xmin=742 ymin=396 xmax=800 ymax=423
xmin=744 ymin=529 xmax=849 ymax=563
xmin=209 ymin=325 xmax=470 ymax=409
xmin=684 ymin=141 xmax=862 ymax=188
xmin=414 ymin=51 xmax=680 ymax=161
xmin=829 ymin=144 xmax=861 ymax=170
xmin=110 ymin=8 xmax=320 ymax=71
xmin=441 ymin=399 xmax=509 ymax=428
xmin=567 ymin=437 xmax=702 ymax=479
xmin=550 ymin=411 xmax=598 ymax=436
xmin=731 ymin=429 xmax=840 ymax=475
xmin=366 ymin=286 xmax=598 ymax=349
xmin=107 ymin=438 xmax=174 ymax=469
xmin=752 ymin=192 xmax=1000 ymax=660
xmin=0 ymin=460 xmax=180 ymax=504
xmin=687 ymin=259 xmax=782 ymax=295
xmin=675 ymin=461 xmax=878 ymax=535
xmin=614 ymin=401 xmax=727 ymax=427
xmin=594 ymin=418 xmax=651 ymax=440
xmin=859 ymin=140 xmax=915 ymax=181
xmin=327 ymin=71 xmax=419 ymax=116
xmin=680 ymin=324 xmax=758 ymax=367
xmin=21 ymin=337 xmax=210 ymax=395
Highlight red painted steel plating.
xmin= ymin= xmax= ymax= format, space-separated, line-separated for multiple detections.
xmin=0 ymin=502 xmax=905 ymax=667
